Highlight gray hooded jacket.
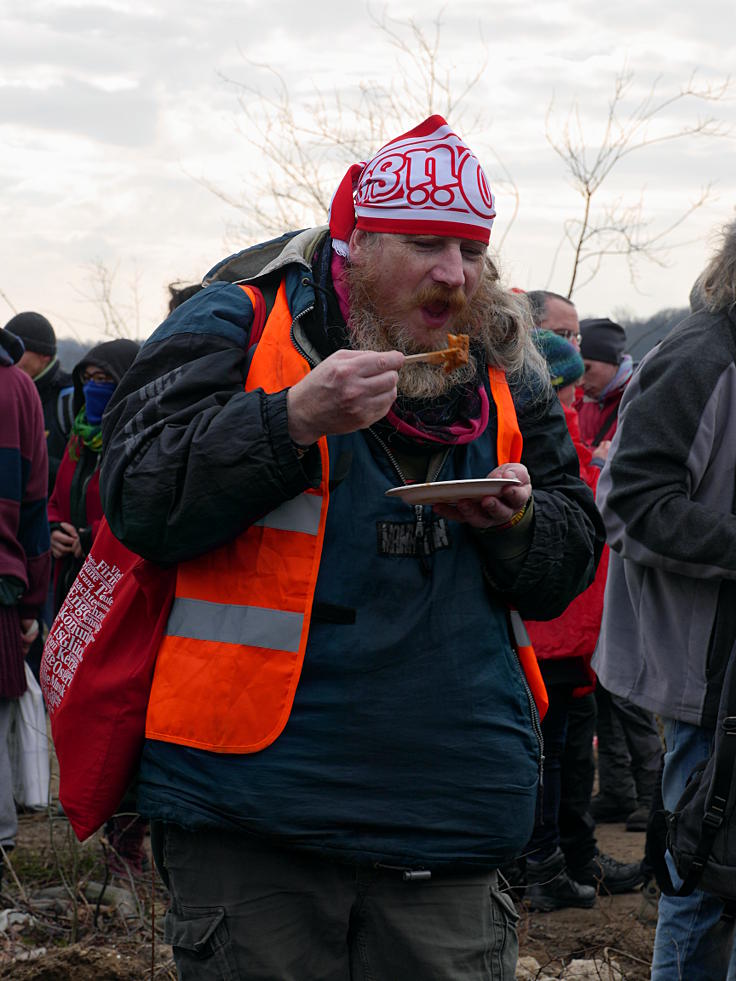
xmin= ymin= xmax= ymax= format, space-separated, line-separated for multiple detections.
xmin=593 ymin=306 xmax=736 ymax=728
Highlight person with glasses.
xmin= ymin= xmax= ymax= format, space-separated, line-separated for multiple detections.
xmin=47 ymin=337 xmax=142 ymax=880
xmin=47 ymin=338 xmax=139 ymax=614
xmin=527 ymin=291 xmax=582 ymax=348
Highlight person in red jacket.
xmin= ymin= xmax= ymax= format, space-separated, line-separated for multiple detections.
xmin=48 ymin=339 xmax=139 ymax=614
xmin=48 ymin=336 xmax=141 ymax=878
xmin=575 ymin=317 xmax=632 ymax=446
xmin=574 ymin=318 xmax=663 ymax=829
xmin=523 ymin=330 xmax=642 ymax=910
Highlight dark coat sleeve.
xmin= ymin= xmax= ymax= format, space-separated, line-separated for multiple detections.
xmin=598 ymin=313 xmax=736 ymax=579
xmin=100 ymin=282 xmax=314 ymax=564
xmin=482 ymin=382 xmax=605 ymax=621
xmin=14 ymin=370 xmax=51 ymax=617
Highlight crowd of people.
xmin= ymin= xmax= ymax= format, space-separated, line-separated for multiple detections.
xmin=0 ymin=314 xmax=141 ymax=880
xmin=1 ymin=113 xmax=735 ymax=980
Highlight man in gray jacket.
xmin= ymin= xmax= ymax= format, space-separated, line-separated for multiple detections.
xmin=594 ymin=217 xmax=736 ymax=981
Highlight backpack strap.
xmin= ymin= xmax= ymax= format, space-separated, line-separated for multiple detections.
xmin=652 ymin=470 xmax=736 ymax=897
xmin=591 ymin=402 xmax=619 ymax=446
xmin=56 ymin=385 xmax=75 ymax=435
xmin=678 ymin=716 xmax=736 ymax=896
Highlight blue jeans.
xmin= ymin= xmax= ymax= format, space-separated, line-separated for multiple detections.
xmin=651 ymin=718 xmax=736 ymax=980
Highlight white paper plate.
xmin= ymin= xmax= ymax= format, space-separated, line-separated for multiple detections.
xmin=385 ymin=477 xmax=521 ymax=506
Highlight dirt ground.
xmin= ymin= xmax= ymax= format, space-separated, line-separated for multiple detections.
xmin=2 ymin=809 xmax=656 ymax=981
xmin=1 ymin=808 xmax=174 ymax=980
xmin=518 ymin=822 xmax=656 ymax=980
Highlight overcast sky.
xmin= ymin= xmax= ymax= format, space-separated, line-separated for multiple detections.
xmin=2 ymin=0 xmax=735 ymax=342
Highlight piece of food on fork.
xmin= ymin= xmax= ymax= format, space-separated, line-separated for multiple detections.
xmin=402 ymin=333 xmax=470 ymax=373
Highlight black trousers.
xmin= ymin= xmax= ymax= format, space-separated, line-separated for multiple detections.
xmin=559 ymin=691 xmax=598 ymax=873
xmin=595 ymin=683 xmax=663 ymax=809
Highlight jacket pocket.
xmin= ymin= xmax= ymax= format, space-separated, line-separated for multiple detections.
xmin=164 ymin=906 xmax=238 ymax=980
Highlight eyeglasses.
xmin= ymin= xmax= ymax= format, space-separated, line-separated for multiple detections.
xmin=552 ymin=329 xmax=582 ymax=344
xmin=82 ymin=369 xmax=114 ymax=384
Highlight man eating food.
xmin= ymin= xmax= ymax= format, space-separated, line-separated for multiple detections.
xmin=100 ymin=115 xmax=603 ymax=981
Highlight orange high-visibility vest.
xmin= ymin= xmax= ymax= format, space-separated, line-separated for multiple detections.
xmin=145 ymin=281 xmax=546 ymax=754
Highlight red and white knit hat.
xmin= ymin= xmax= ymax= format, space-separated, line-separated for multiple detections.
xmin=329 ymin=115 xmax=496 ymax=256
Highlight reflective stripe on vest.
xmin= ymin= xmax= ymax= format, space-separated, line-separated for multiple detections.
xmin=145 ymin=281 xmax=331 ymax=753
xmin=145 ymin=280 xmax=544 ymax=752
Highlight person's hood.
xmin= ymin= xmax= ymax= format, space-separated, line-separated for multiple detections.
xmin=0 ymin=326 xmax=24 ymax=366
xmin=72 ymin=337 xmax=140 ymax=414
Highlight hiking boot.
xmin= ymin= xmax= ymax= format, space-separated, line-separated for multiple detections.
xmin=590 ymin=795 xmax=635 ymax=823
xmin=625 ymin=805 xmax=650 ymax=832
xmin=571 ymin=852 xmax=644 ymax=895
xmin=526 ymin=849 xmax=596 ymax=912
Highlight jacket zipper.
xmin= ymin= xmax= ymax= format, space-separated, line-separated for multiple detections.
xmin=290 ymin=306 xmax=317 ymax=367
xmin=292 ymin=304 xmax=545 ymax=801
xmin=369 ymin=427 xmax=450 ymax=574
xmin=512 ymin=644 xmax=545 ymax=804
xmin=376 ymin=418 xmax=545 ymax=793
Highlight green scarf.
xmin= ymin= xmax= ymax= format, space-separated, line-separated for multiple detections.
xmin=68 ymin=407 xmax=103 ymax=462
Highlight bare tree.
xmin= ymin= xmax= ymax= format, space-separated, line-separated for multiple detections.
xmin=75 ymin=260 xmax=142 ymax=340
xmin=546 ymin=69 xmax=733 ymax=298
xmin=0 ymin=288 xmax=17 ymax=318
xmin=204 ymin=8 xmax=519 ymax=249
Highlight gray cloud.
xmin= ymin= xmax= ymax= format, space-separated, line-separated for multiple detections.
xmin=1 ymin=0 xmax=735 ymax=335
xmin=0 ymin=76 xmax=158 ymax=145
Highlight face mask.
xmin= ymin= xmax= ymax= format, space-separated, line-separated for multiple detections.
xmin=83 ymin=380 xmax=116 ymax=424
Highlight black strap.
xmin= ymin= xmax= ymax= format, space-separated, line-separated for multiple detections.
xmin=648 ymin=808 xmax=680 ymax=895
xmin=665 ymin=558 xmax=736 ymax=896
xmin=56 ymin=386 xmax=75 ymax=435
xmin=676 ymin=717 xmax=736 ymax=896
xmin=591 ymin=403 xmax=619 ymax=446
xmin=311 ymin=602 xmax=356 ymax=625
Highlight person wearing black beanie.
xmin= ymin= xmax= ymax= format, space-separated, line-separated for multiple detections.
xmin=576 ymin=315 xmax=663 ymax=840
xmin=575 ymin=317 xmax=633 ymax=447
xmin=5 ymin=311 xmax=56 ymax=363
xmin=579 ymin=317 xmax=626 ymax=367
xmin=0 ymin=326 xmax=51 ymax=868
xmin=3 ymin=312 xmax=74 ymax=494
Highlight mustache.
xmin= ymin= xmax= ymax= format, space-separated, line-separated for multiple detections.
xmin=412 ymin=284 xmax=467 ymax=315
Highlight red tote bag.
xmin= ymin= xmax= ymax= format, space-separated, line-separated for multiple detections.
xmin=41 ymin=518 xmax=175 ymax=841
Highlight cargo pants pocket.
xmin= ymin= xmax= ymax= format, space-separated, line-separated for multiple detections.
xmin=489 ymin=885 xmax=520 ymax=980
xmin=164 ymin=905 xmax=238 ymax=981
